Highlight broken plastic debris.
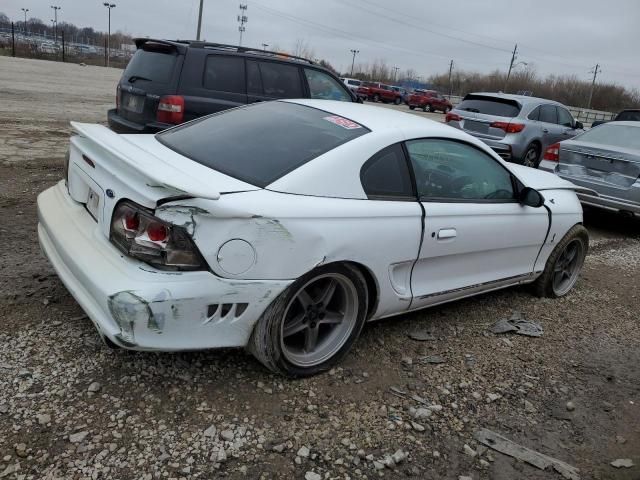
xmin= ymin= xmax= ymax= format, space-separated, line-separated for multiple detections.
xmin=610 ymin=459 xmax=634 ymax=468
xmin=418 ymin=355 xmax=446 ymax=364
xmin=408 ymin=329 xmax=436 ymax=341
xmin=490 ymin=312 xmax=543 ymax=337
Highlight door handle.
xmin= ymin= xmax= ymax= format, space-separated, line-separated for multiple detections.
xmin=437 ymin=228 xmax=457 ymax=240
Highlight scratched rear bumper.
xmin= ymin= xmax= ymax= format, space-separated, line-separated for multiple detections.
xmin=37 ymin=181 xmax=291 ymax=351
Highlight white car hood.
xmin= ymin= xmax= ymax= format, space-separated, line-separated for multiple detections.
xmin=509 ymin=163 xmax=596 ymax=194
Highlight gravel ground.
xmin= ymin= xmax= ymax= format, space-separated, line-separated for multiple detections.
xmin=1 ymin=56 xmax=639 ymax=480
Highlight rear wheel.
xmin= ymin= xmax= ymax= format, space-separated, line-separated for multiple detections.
xmin=534 ymin=225 xmax=588 ymax=298
xmin=409 ymin=105 xmax=415 ymax=110
xmin=444 ymin=106 xmax=451 ymax=114
xmin=522 ymin=143 xmax=541 ymax=168
xmin=394 ymin=97 xmax=401 ymax=105
xmin=425 ymin=103 xmax=433 ymax=112
xmin=373 ymin=94 xmax=380 ymax=102
xmin=248 ymin=264 xmax=368 ymax=377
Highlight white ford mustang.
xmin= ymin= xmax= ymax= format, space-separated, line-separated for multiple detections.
xmin=38 ymin=99 xmax=589 ymax=377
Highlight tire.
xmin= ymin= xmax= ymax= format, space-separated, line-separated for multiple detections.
xmin=444 ymin=106 xmax=451 ymax=114
xmin=248 ymin=264 xmax=368 ymax=377
xmin=373 ymin=94 xmax=380 ymax=102
xmin=533 ymin=224 xmax=588 ymax=298
xmin=409 ymin=105 xmax=415 ymax=110
xmin=422 ymin=105 xmax=428 ymax=112
xmin=425 ymin=104 xmax=433 ymax=112
xmin=394 ymin=97 xmax=401 ymax=105
xmin=522 ymin=143 xmax=541 ymax=168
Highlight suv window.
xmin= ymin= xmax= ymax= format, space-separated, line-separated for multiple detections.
xmin=123 ymin=48 xmax=177 ymax=84
xmin=557 ymin=107 xmax=574 ymax=127
xmin=347 ymin=79 xmax=361 ymax=86
xmin=304 ymin=69 xmax=352 ymax=101
xmin=406 ymin=139 xmax=514 ymax=201
xmin=248 ymin=61 xmax=303 ymax=98
xmin=539 ymin=105 xmax=558 ymax=124
xmin=616 ymin=110 xmax=640 ymax=121
xmin=204 ymin=55 xmax=246 ymax=93
xmin=157 ymin=102 xmax=370 ymax=187
xmin=360 ymin=144 xmax=414 ymax=200
xmin=457 ymin=95 xmax=520 ymax=117
xmin=528 ymin=106 xmax=540 ymax=121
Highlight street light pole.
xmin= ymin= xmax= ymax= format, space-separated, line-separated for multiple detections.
xmin=349 ymin=49 xmax=359 ymax=76
xmin=103 ymin=3 xmax=116 ymax=67
xmin=50 ymin=6 xmax=61 ymax=44
xmin=21 ymin=8 xmax=29 ymax=34
xmin=196 ymin=0 xmax=204 ymax=40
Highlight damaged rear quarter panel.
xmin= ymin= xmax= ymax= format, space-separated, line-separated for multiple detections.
xmin=156 ymin=190 xmax=423 ymax=318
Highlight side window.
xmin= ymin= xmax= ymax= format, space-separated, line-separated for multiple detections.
xmin=304 ymin=69 xmax=352 ymax=101
xmin=360 ymin=144 xmax=414 ymax=200
xmin=257 ymin=62 xmax=302 ymax=98
xmin=247 ymin=60 xmax=263 ymax=95
xmin=406 ymin=139 xmax=515 ymax=201
xmin=528 ymin=106 xmax=540 ymax=121
xmin=203 ymin=56 xmax=245 ymax=94
xmin=557 ymin=107 xmax=574 ymax=127
xmin=539 ymin=105 xmax=558 ymax=124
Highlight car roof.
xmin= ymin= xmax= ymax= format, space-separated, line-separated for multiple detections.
xmin=468 ymin=92 xmax=562 ymax=106
xmin=283 ymin=99 xmax=455 ymax=134
xmin=600 ymin=121 xmax=640 ymax=127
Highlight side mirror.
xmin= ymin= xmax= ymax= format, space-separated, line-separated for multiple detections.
xmin=574 ymin=121 xmax=584 ymax=130
xmin=520 ymin=187 xmax=545 ymax=208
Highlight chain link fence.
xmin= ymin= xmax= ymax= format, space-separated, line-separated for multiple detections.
xmin=0 ymin=22 xmax=133 ymax=69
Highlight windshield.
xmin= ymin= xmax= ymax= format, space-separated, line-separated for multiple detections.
xmin=157 ymin=102 xmax=370 ymax=187
xmin=576 ymin=124 xmax=640 ymax=150
xmin=123 ymin=47 xmax=177 ymax=84
xmin=457 ymin=95 xmax=521 ymax=117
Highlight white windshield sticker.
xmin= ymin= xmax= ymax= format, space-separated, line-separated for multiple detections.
xmin=323 ymin=115 xmax=363 ymax=130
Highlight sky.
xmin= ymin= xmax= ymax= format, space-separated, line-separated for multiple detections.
xmin=4 ymin=0 xmax=640 ymax=90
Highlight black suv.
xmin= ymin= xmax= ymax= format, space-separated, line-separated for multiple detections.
xmin=108 ymin=38 xmax=359 ymax=133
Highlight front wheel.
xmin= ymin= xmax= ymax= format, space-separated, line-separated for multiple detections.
xmin=248 ymin=264 xmax=368 ymax=377
xmin=394 ymin=97 xmax=401 ymax=105
xmin=409 ymin=105 xmax=415 ymax=110
xmin=444 ymin=106 xmax=451 ymax=114
xmin=373 ymin=94 xmax=380 ymax=102
xmin=533 ymin=225 xmax=588 ymax=298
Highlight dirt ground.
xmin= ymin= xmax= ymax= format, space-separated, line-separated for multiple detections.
xmin=1 ymin=56 xmax=639 ymax=480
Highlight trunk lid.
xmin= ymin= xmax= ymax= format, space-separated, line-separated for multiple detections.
xmin=117 ymin=41 xmax=183 ymax=126
xmin=558 ymin=140 xmax=640 ymax=190
xmin=66 ymin=122 xmax=259 ymax=239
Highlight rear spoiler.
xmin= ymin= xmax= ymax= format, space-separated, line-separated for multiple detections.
xmin=70 ymin=122 xmax=220 ymax=200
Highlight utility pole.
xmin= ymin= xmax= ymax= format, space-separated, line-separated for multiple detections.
xmin=196 ymin=0 xmax=204 ymax=40
xmin=103 ymin=3 xmax=116 ymax=67
xmin=392 ymin=66 xmax=399 ymax=83
xmin=448 ymin=59 xmax=454 ymax=99
xmin=50 ymin=6 xmax=61 ymax=44
xmin=21 ymin=8 xmax=29 ymax=34
xmin=237 ymin=4 xmax=248 ymax=46
xmin=262 ymin=43 xmax=268 ymax=51
xmin=504 ymin=43 xmax=518 ymax=92
xmin=349 ymin=49 xmax=359 ymax=76
xmin=587 ymin=63 xmax=602 ymax=109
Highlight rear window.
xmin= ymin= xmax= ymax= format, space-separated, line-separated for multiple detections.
xmin=157 ymin=102 xmax=370 ymax=187
xmin=616 ymin=111 xmax=640 ymax=121
xmin=347 ymin=79 xmax=361 ymax=86
xmin=457 ymin=95 xmax=521 ymax=117
xmin=123 ymin=47 xmax=177 ymax=84
xmin=576 ymin=124 xmax=640 ymax=150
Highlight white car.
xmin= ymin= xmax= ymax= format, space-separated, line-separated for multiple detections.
xmin=38 ymin=100 xmax=589 ymax=377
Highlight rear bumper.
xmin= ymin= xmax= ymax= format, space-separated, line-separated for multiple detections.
xmin=37 ymin=181 xmax=291 ymax=351
xmin=107 ymin=109 xmax=172 ymax=134
xmin=448 ymin=125 xmax=524 ymax=161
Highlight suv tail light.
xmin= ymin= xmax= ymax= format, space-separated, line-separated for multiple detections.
xmin=157 ymin=95 xmax=185 ymax=124
xmin=116 ymin=84 xmax=121 ymax=110
xmin=445 ymin=112 xmax=461 ymax=123
xmin=490 ymin=121 xmax=525 ymax=133
xmin=543 ymin=143 xmax=561 ymax=162
xmin=110 ymin=201 xmax=206 ymax=271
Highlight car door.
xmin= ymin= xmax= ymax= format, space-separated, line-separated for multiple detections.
xmin=405 ymin=138 xmax=549 ymax=309
xmin=359 ymin=143 xmax=424 ymax=317
xmin=538 ymin=104 xmax=564 ymax=149
xmin=178 ymin=54 xmax=247 ymax=120
xmin=246 ymin=60 xmax=304 ymax=104
xmin=556 ymin=106 xmax=582 ymax=140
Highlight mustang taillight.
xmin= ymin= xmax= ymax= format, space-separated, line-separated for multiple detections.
xmin=543 ymin=143 xmax=561 ymax=162
xmin=110 ymin=201 xmax=206 ymax=270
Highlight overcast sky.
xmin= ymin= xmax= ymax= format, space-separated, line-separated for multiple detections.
xmin=5 ymin=0 xmax=640 ymax=89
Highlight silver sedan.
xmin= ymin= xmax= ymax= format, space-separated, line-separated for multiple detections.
xmin=539 ymin=121 xmax=640 ymax=215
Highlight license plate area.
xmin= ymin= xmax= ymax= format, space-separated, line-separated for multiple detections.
xmin=463 ymin=119 xmax=489 ymax=134
xmin=86 ymin=188 xmax=101 ymax=222
xmin=122 ymin=93 xmax=145 ymax=113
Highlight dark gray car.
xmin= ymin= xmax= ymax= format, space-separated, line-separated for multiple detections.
xmin=539 ymin=121 xmax=640 ymax=216
xmin=446 ymin=93 xmax=584 ymax=168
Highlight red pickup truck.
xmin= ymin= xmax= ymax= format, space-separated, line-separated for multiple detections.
xmin=408 ymin=90 xmax=452 ymax=113
xmin=357 ymin=82 xmax=403 ymax=104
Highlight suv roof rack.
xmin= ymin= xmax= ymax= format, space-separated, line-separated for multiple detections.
xmin=173 ymin=39 xmax=315 ymax=64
